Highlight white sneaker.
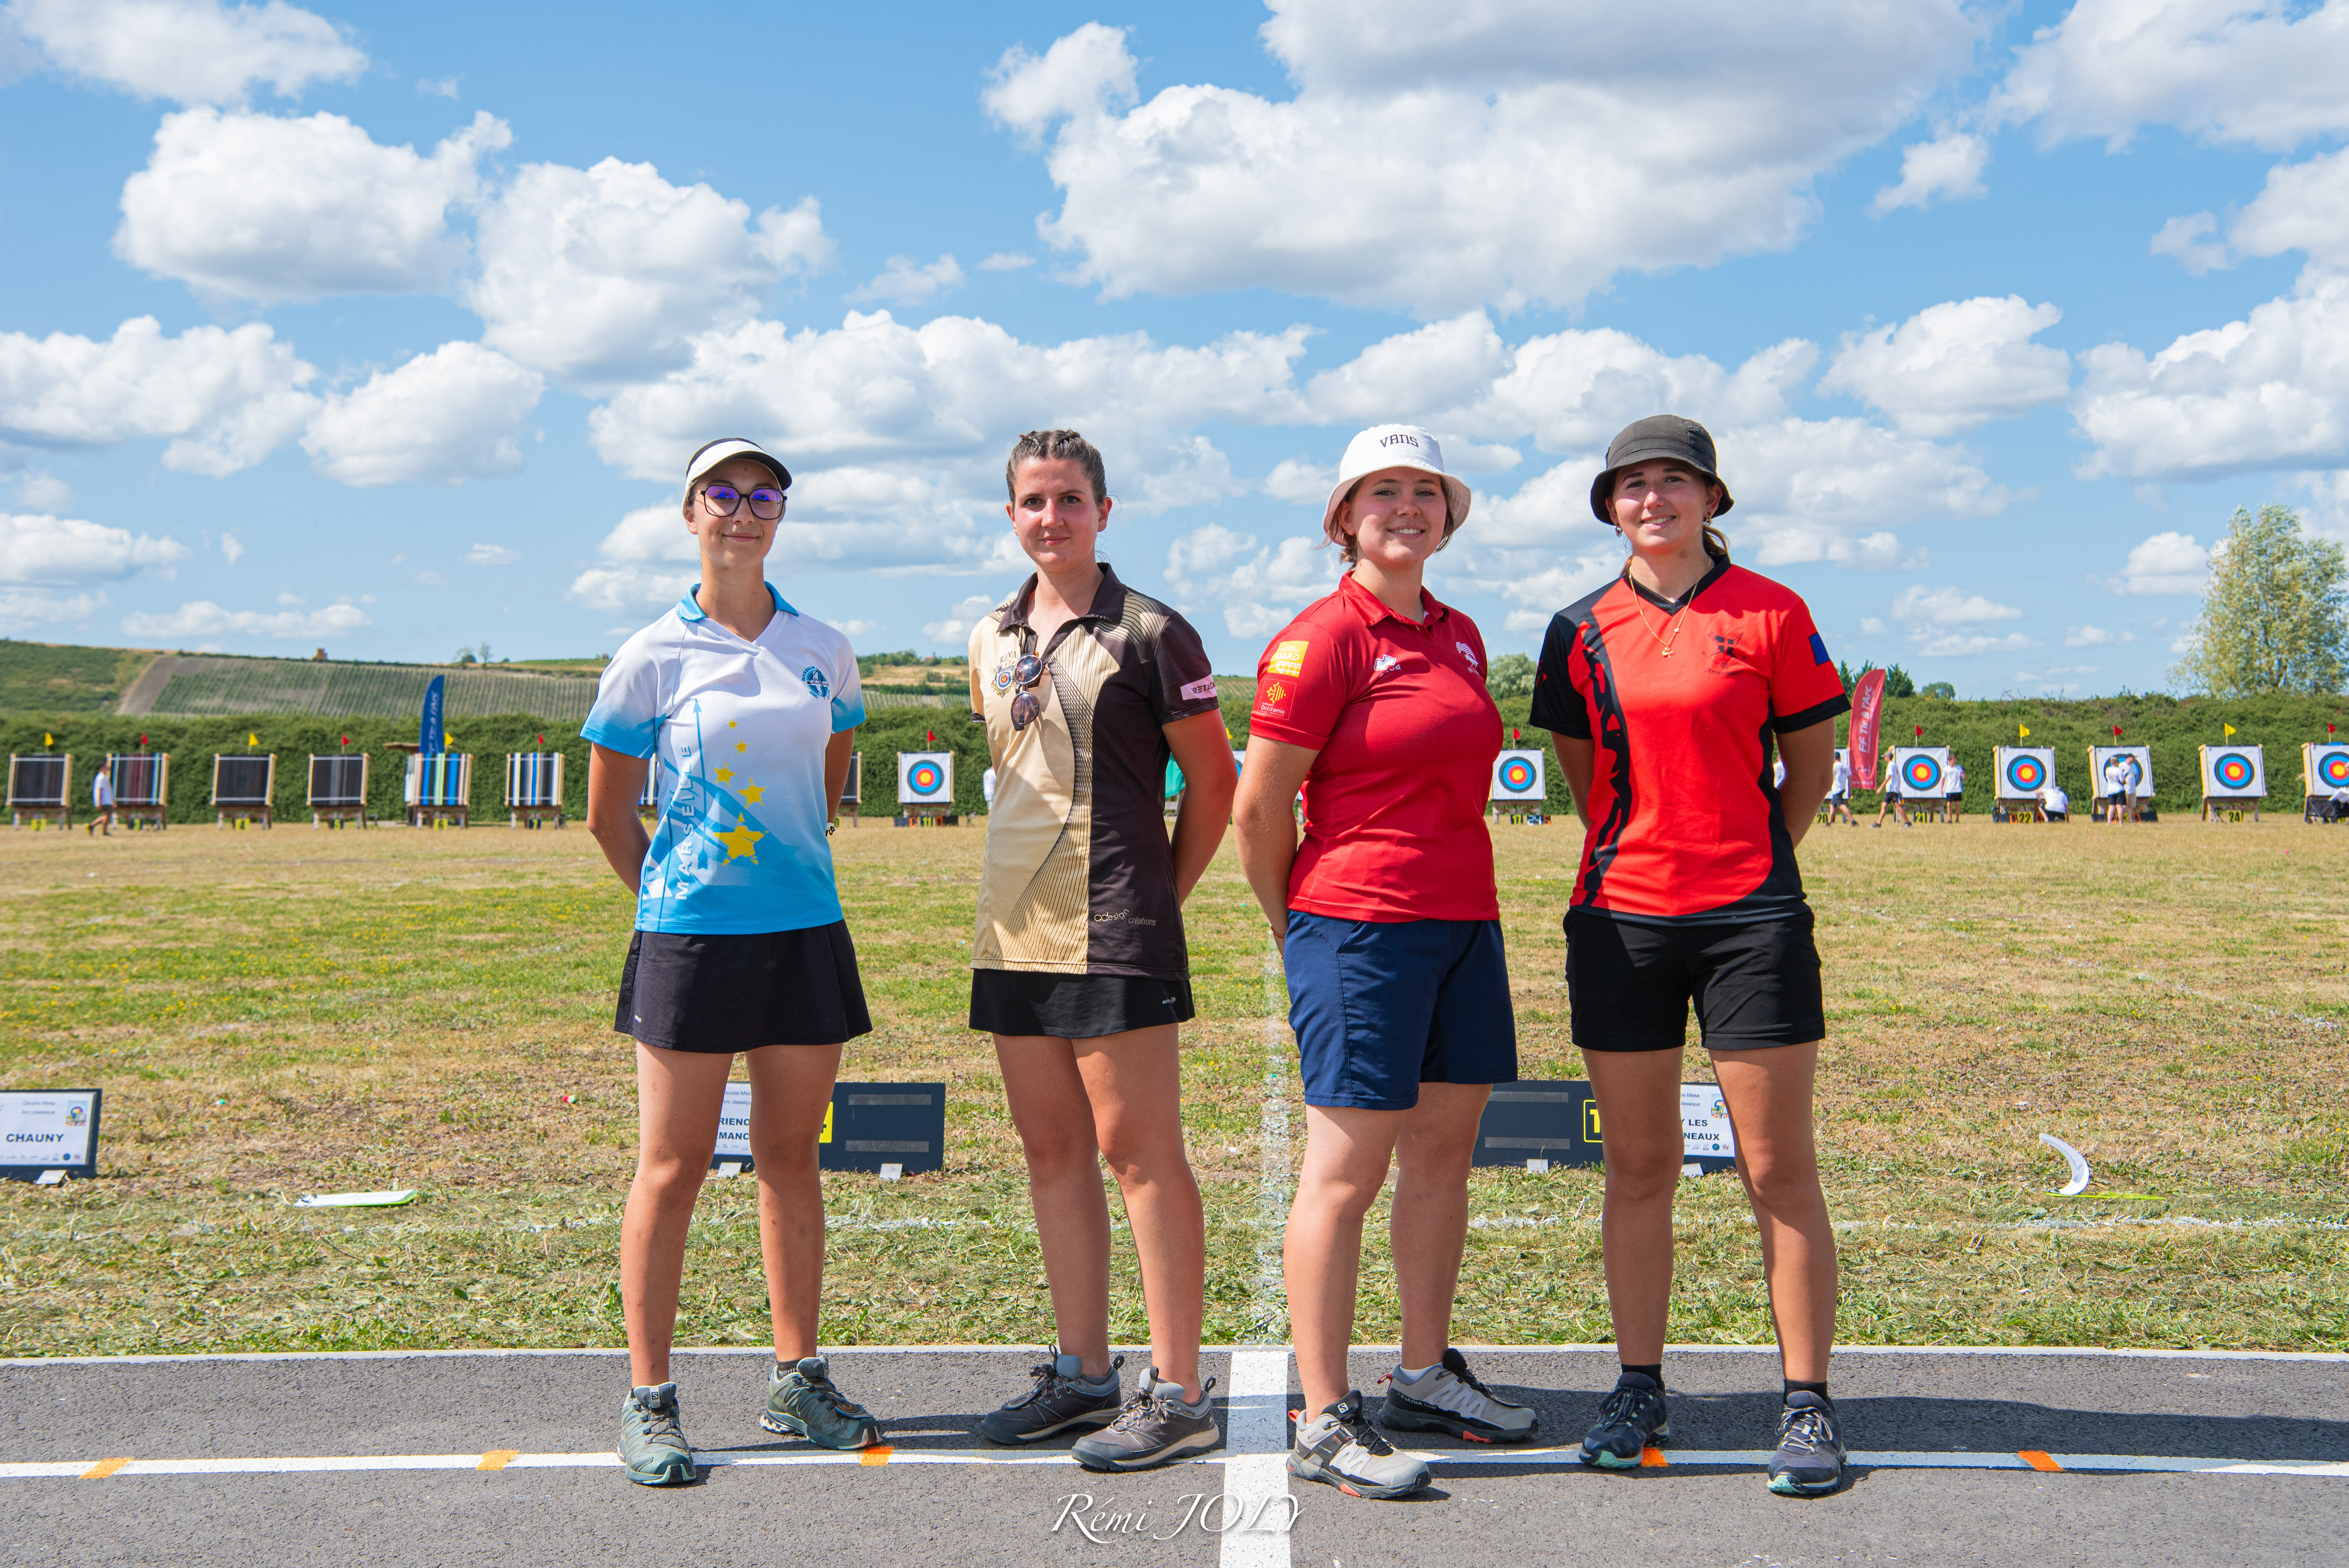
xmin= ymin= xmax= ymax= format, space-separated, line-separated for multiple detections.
xmin=1376 ymin=1348 xmax=1538 ymax=1443
xmin=1288 ymin=1391 xmax=1430 ymax=1499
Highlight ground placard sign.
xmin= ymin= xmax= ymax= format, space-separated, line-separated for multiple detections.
xmin=710 ymin=1082 xmax=945 ymax=1175
xmin=1474 ymin=1080 xmax=1737 ymax=1173
xmin=1 ymin=1088 xmax=102 ymax=1181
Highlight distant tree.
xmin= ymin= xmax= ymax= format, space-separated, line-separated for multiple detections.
xmin=1486 ymin=652 xmax=1536 ymax=699
xmin=1919 ymin=681 xmax=1956 ymax=700
xmin=1837 ymin=659 xmax=1915 ymax=698
xmin=2171 ymin=504 xmax=2347 ymax=695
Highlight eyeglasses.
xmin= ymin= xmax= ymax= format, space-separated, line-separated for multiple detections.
xmin=1009 ymin=652 xmax=1046 ymax=731
xmin=700 ymin=484 xmax=786 ymax=520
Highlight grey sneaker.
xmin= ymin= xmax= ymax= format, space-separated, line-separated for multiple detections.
xmin=1378 ymin=1347 xmax=1538 ymax=1443
xmin=760 ymin=1356 xmax=881 ymax=1450
xmin=1768 ymin=1392 xmax=1845 ymax=1496
xmin=1071 ymin=1368 xmax=1221 ymax=1472
xmin=1287 ymin=1391 xmax=1430 ymax=1500
xmin=1578 ymin=1372 xmax=1670 ymax=1469
xmin=618 ymin=1381 xmax=694 ymax=1485
xmin=977 ymin=1349 xmax=1124 ymax=1444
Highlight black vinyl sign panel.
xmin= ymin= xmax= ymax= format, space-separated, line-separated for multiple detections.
xmin=1473 ymin=1080 xmax=1739 ymax=1174
xmin=711 ymin=1082 xmax=946 ymax=1175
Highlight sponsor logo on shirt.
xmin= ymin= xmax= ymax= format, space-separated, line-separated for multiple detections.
xmin=1178 ymin=676 xmax=1217 ymax=702
xmin=1372 ymin=654 xmax=1401 ymax=675
xmin=1268 ymin=640 xmax=1310 ymax=676
xmin=1709 ymin=631 xmax=1745 ymax=673
xmin=1455 ymin=641 xmax=1479 ymax=672
xmin=801 ymin=666 xmax=830 ymax=700
xmin=1256 ymin=678 xmax=1289 ymax=719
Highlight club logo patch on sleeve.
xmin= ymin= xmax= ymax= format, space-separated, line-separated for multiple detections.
xmin=1267 ymin=640 xmax=1310 ymax=676
xmin=1178 ymin=676 xmax=1217 ymax=702
xmin=1256 ymin=680 xmax=1289 ymax=718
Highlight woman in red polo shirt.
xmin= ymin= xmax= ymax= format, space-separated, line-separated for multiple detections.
xmin=1236 ymin=424 xmax=1534 ymax=1502
xmin=1527 ymin=415 xmax=1848 ymax=1498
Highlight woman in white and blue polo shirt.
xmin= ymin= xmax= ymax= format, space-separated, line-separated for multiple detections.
xmin=583 ymin=437 xmax=880 ymax=1484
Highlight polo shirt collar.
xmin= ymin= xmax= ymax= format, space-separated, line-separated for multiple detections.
xmin=1000 ymin=561 xmax=1128 ymax=631
xmin=1337 ymin=570 xmax=1449 ymax=630
xmin=675 ymin=582 xmax=797 ymax=623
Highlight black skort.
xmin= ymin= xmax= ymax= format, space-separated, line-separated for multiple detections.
xmin=1566 ymin=907 xmax=1824 ymax=1052
xmin=615 ymin=923 xmax=872 ymax=1053
xmin=969 ymin=969 xmax=1195 ymax=1039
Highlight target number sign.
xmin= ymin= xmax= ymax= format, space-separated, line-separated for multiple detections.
xmin=1891 ymin=747 xmax=1952 ymax=798
xmin=2199 ymin=744 xmax=2264 ymax=798
xmin=1994 ymin=746 xmax=2056 ymax=800
xmin=896 ymin=750 xmax=955 ymax=805
xmin=1490 ymin=748 xmax=1546 ymax=802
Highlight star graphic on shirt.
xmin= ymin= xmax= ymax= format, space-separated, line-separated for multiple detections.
xmin=741 ymin=782 xmax=764 ymax=803
xmin=727 ymin=720 xmax=738 ymax=728
xmin=713 ymin=766 xmax=734 ymax=782
xmin=714 ymin=821 xmax=763 ymax=861
xmin=735 ymin=742 xmax=747 ymax=752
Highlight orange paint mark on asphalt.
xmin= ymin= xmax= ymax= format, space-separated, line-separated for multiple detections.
xmin=477 ymin=1450 xmax=520 ymax=1471
xmin=82 ymin=1458 xmax=132 ymax=1479
xmin=1640 ymin=1447 xmax=1668 ymax=1467
xmin=2020 ymin=1451 xmax=2063 ymax=1472
xmin=861 ymin=1445 xmax=894 ymax=1466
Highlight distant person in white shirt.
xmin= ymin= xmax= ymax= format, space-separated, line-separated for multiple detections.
xmin=2101 ymin=754 xmax=2130 ymax=824
xmin=981 ymin=766 xmax=997 ymax=809
xmin=1827 ymin=751 xmax=1854 ymax=825
xmin=2324 ymin=782 xmax=2349 ymax=823
xmin=87 ymin=767 xmax=114 ymax=836
xmin=1946 ymin=760 xmax=1966 ymax=823
xmin=2041 ymin=782 xmax=2069 ymax=822
xmin=1773 ymin=756 xmax=1787 ymax=789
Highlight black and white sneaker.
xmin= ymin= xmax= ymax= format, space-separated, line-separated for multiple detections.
xmin=1071 ymin=1368 xmax=1221 ymax=1471
xmin=976 ymin=1348 xmax=1124 ymax=1444
xmin=1378 ymin=1348 xmax=1538 ymax=1443
xmin=1288 ymin=1391 xmax=1430 ymax=1499
xmin=1767 ymin=1392 xmax=1845 ymax=1496
xmin=1577 ymin=1372 xmax=1670 ymax=1470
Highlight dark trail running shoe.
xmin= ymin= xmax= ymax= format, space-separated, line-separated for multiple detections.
xmin=1577 ymin=1372 xmax=1670 ymax=1470
xmin=618 ymin=1382 xmax=695 ymax=1486
xmin=1071 ymin=1368 xmax=1221 ymax=1471
xmin=1288 ymin=1391 xmax=1430 ymax=1500
xmin=1768 ymin=1392 xmax=1846 ymax=1496
xmin=760 ymin=1356 xmax=882 ymax=1450
xmin=977 ymin=1349 xmax=1124 ymax=1444
xmin=1378 ymin=1347 xmax=1538 ymax=1443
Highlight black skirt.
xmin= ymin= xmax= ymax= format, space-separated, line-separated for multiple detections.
xmin=969 ymin=968 xmax=1195 ymax=1039
xmin=615 ymin=923 xmax=872 ymax=1053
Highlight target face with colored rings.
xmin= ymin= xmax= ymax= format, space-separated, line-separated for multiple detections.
xmin=2003 ymin=755 xmax=2046 ymax=791
xmin=1498 ymin=758 xmax=1537 ymax=793
xmin=2319 ymin=750 xmax=2349 ymax=788
xmin=906 ymin=761 xmax=946 ymax=796
xmin=2212 ymin=750 xmax=2256 ymax=790
xmin=1903 ymin=754 xmax=1943 ymax=792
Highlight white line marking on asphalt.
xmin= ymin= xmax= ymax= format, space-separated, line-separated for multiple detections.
xmin=1253 ymin=944 xmax=1292 ymax=1341
xmin=1220 ymin=1349 xmax=1295 ymax=1568
xmin=13 ymin=1447 xmax=2344 ymax=1483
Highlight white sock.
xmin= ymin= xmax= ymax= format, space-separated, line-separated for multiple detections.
xmin=1395 ymin=1363 xmax=1437 ymax=1383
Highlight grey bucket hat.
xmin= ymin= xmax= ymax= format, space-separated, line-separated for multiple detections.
xmin=1588 ymin=415 xmax=1733 ymax=524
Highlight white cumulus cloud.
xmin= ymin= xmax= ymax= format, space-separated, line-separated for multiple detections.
xmin=0 ymin=315 xmax=316 ymax=474
xmin=2110 ymin=530 xmax=2211 ymax=594
xmin=116 ymin=108 xmax=510 ymax=303
xmin=7 ymin=0 xmax=365 ymax=105
xmin=1889 ymin=584 xmax=2028 ymax=656
xmin=0 ymin=589 xmax=105 ymax=625
xmin=986 ymin=7 xmax=1978 ymax=314
xmin=1871 ymin=132 xmax=1989 ymax=215
xmin=2150 ymin=211 xmax=2232 ymax=274
xmin=464 ymin=543 xmax=520 ymax=566
xmin=0 ymin=511 xmax=189 ymax=584
xmin=2230 ymin=146 xmax=2349 ymax=267
xmin=122 ymin=598 xmax=369 ymax=639
xmin=300 ymin=341 xmax=544 ymax=487
xmin=2066 ymin=624 xmax=2137 ymax=645
xmin=848 ymin=254 xmax=965 ymax=306
xmin=467 ymin=159 xmax=834 ymax=387
xmin=1820 ymin=296 xmax=2072 ymax=436
xmin=922 ymin=592 xmax=1001 ymax=643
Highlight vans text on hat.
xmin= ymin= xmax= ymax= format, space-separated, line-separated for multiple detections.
xmin=1321 ymin=424 xmax=1474 ymax=543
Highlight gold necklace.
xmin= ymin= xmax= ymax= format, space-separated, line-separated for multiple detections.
xmin=1628 ymin=574 xmax=1690 ymax=656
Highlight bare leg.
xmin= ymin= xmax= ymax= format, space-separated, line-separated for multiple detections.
xmin=621 ymin=1044 xmax=733 ymax=1388
xmin=1711 ymin=1043 xmax=1836 ymax=1383
xmin=996 ymin=1035 xmax=1114 ymax=1378
xmin=1582 ymin=1049 xmax=1688 ymax=1366
xmin=1074 ymin=1026 xmax=1205 ymax=1400
xmin=745 ymin=1042 xmax=844 ymax=1364
xmin=1287 ymin=1104 xmax=1405 ymax=1416
xmin=1388 ymin=1083 xmax=1490 ymax=1370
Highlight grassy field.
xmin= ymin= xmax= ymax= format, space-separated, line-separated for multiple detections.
xmin=2 ymin=815 xmax=2344 ymax=1359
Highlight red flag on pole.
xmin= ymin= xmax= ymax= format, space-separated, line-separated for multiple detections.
xmin=926 ymin=728 xmax=936 ymax=747
xmin=536 ymin=732 xmax=544 ymax=747
xmin=2331 ymin=723 xmax=2338 ymax=736
xmin=1511 ymin=727 xmax=1520 ymax=744
xmin=1849 ymin=668 xmax=1887 ymax=789
xmin=2114 ymin=724 xmax=2123 ymax=739
xmin=138 ymin=732 xmax=147 ymax=749
xmin=1912 ymin=724 xmax=1923 ymax=739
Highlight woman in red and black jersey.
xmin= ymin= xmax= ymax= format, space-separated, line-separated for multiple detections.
xmin=1527 ymin=415 xmax=1849 ymax=1498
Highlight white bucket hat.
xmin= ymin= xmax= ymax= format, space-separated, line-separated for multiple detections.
xmin=1320 ymin=424 xmax=1472 ymax=543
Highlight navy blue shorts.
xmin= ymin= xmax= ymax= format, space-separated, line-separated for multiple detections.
xmin=1283 ymin=912 xmax=1518 ymax=1110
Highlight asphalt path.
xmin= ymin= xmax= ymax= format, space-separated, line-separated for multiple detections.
xmin=5 ymin=1345 xmax=2345 ymax=1567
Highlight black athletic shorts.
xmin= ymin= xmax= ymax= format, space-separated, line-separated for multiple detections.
xmin=1566 ymin=907 xmax=1824 ymax=1052
xmin=969 ymin=969 xmax=1194 ymax=1039
xmin=615 ymin=923 xmax=872 ymax=1053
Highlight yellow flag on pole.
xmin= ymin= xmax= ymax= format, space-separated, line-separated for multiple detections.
xmin=249 ymin=732 xmax=258 ymax=746
xmin=2019 ymin=724 xmax=2030 ymax=739
xmin=2224 ymin=723 xmax=2236 ymax=737
xmin=43 ymin=732 xmax=53 ymax=746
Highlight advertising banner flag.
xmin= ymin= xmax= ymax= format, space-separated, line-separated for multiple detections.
xmin=419 ymin=675 xmax=446 ymax=755
xmin=1849 ymin=668 xmax=1886 ymax=789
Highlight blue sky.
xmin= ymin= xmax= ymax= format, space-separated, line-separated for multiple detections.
xmin=5 ymin=0 xmax=2349 ymax=693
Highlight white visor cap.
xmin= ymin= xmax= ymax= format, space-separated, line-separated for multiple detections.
xmin=685 ymin=437 xmax=791 ymax=493
xmin=1320 ymin=424 xmax=1472 ymax=542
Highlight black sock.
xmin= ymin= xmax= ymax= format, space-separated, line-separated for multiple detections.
xmin=1784 ymin=1378 xmax=1830 ymax=1404
xmin=1617 ymin=1364 xmax=1663 ymax=1388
